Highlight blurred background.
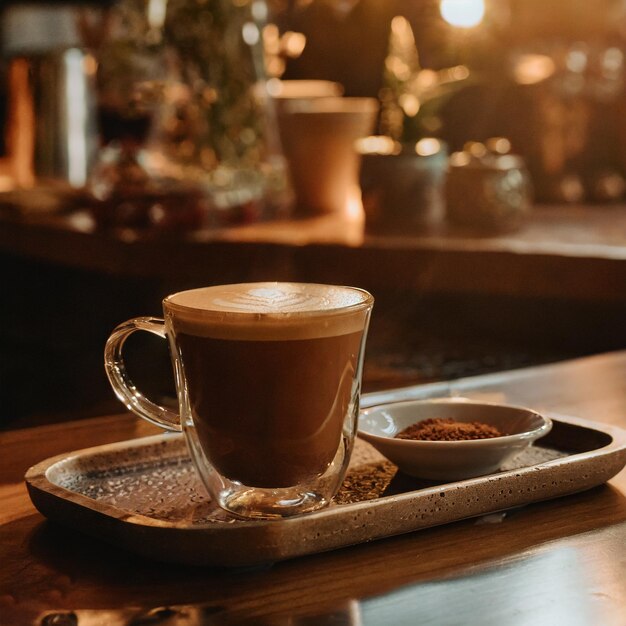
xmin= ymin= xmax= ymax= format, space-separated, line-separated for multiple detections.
xmin=2 ymin=0 xmax=626 ymax=428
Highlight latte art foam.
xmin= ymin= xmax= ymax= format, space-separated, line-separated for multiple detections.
xmin=211 ymin=286 xmax=329 ymax=314
xmin=168 ymin=283 xmax=366 ymax=314
xmin=164 ymin=283 xmax=372 ymax=340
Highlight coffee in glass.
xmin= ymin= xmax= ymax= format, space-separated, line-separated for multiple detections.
xmin=105 ymin=282 xmax=373 ymax=518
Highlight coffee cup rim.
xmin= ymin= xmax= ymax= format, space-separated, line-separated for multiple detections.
xmin=163 ymin=282 xmax=374 ymax=320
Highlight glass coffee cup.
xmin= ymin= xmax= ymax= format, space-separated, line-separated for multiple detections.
xmin=105 ymin=282 xmax=373 ymax=519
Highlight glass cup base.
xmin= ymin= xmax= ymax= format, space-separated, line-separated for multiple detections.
xmin=218 ymin=485 xmax=330 ymax=520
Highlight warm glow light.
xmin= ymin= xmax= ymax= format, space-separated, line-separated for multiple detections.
xmin=263 ymin=24 xmax=280 ymax=54
xmin=513 ymin=54 xmax=556 ymax=85
xmin=486 ymin=137 xmax=511 ymax=154
xmin=450 ymin=65 xmax=471 ymax=80
xmin=65 ymin=49 xmax=89 ymax=187
xmin=8 ymin=57 xmax=35 ymax=187
xmin=415 ymin=69 xmax=439 ymax=90
xmin=265 ymin=79 xmax=343 ymax=99
xmin=399 ymin=93 xmax=420 ymax=117
xmin=355 ymin=136 xmax=401 ymax=156
xmin=464 ymin=141 xmax=487 ymax=158
xmin=440 ymin=0 xmax=485 ymax=28
xmin=147 ymin=0 xmax=167 ymax=30
xmin=450 ymin=151 xmax=471 ymax=167
xmin=266 ymin=77 xmax=282 ymax=97
xmin=282 ymin=31 xmax=306 ymax=58
xmin=415 ymin=138 xmax=442 ymax=157
xmin=346 ymin=184 xmax=364 ymax=220
xmin=251 ymin=0 xmax=268 ymax=22
xmin=242 ymin=22 xmax=260 ymax=46
xmin=0 ymin=172 xmax=13 ymax=192
xmin=603 ymin=47 xmax=623 ymax=77
xmin=385 ymin=56 xmax=412 ymax=82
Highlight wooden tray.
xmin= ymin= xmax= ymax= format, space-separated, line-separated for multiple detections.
xmin=25 ymin=413 xmax=626 ymax=567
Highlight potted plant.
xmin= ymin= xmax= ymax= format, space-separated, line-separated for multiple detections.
xmin=359 ymin=15 xmax=469 ymax=234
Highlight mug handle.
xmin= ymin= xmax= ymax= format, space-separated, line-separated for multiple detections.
xmin=104 ymin=317 xmax=181 ymax=432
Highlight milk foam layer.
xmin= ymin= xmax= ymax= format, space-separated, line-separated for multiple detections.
xmin=165 ymin=283 xmax=372 ymax=340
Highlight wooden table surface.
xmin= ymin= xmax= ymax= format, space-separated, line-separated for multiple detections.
xmin=2 ymin=351 xmax=626 ymax=625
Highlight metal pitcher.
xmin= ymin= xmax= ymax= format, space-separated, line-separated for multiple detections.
xmin=2 ymin=4 xmax=104 ymax=188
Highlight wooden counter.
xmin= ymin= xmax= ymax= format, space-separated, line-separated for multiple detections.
xmin=1 ymin=203 xmax=626 ymax=301
xmin=2 ymin=351 xmax=626 ymax=625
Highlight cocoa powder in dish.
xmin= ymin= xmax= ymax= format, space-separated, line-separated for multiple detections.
xmin=396 ymin=418 xmax=502 ymax=441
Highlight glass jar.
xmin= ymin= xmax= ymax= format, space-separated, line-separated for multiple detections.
xmin=88 ymin=0 xmax=291 ymax=235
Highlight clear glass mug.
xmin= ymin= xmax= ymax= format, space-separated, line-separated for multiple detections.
xmin=105 ymin=282 xmax=373 ymax=519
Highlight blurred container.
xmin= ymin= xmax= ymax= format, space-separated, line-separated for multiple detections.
xmin=278 ymin=96 xmax=378 ymax=214
xmin=446 ymin=140 xmax=532 ymax=233
xmin=2 ymin=4 xmax=103 ymax=189
xmin=359 ymin=136 xmax=447 ymax=234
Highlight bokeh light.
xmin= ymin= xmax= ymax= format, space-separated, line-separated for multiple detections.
xmin=440 ymin=0 xmax=485 ymax=28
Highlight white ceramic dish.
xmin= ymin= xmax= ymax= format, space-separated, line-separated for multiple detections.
xmin=358 ymin=399 xmax=552 ymax=481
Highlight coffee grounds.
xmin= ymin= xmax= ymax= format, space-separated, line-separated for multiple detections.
xmin=396 ymin=418 xmax=502 ymax=441
xmin=335 ymin=461 xmax=397 ymax=504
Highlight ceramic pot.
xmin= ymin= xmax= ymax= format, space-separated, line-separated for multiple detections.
xmin=359 ymin=138 xmax=448 ymax=234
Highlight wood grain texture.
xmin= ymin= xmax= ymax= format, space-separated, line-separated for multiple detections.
xmin=2 ymin=353 xmax=626 ymax=625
